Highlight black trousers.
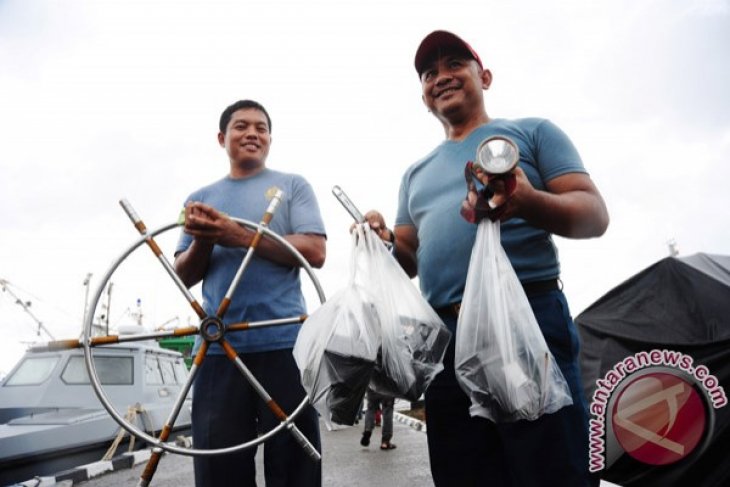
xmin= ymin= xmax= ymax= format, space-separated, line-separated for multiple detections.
xmin=192 ymin=349 xmax=321 ymax=487
xmin=426 ymin=290 xmax=595 ymax=487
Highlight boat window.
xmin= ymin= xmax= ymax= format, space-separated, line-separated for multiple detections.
xmin=145 ymin=356 xmax=164 ymax=385
xmin=159 ymin=358 xmax=176 ymax=385
xmin=62 ymin=356 xmax=134 ymax=385
xmin=173 ymin=360 xmax=189 ymax=384
xmin=4 ymin=355 xmax=59 ymax=386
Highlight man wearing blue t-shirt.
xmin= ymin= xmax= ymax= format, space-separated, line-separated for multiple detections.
xmin=175 ymin=100 xmax=326 ymax=487
xmin=364 ymin=31 xmax=609 ymax=486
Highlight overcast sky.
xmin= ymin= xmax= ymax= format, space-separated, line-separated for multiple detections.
xmin=1 ymin=0 xmax=729 ymax=375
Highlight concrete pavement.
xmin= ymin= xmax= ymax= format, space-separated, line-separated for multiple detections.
xmin=65 ymin=413 xmax=432 ymax=487
xmin=16 ymin=412 xmax=620 ymax=487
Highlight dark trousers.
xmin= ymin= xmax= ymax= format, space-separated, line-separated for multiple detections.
xmin=192 ymin=349 xmax=321 ymax=487
xmin=426 ymin=290 xmax=594 ymax=487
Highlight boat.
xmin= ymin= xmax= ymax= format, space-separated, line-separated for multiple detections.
xmin=0 ymin=330 xmax=193 ymax=486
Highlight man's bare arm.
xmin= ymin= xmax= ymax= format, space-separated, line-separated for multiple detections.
xmin=392 ymin=224 xmax=419 ymax=278
xmin=518 ymin=172 xmax=609 ymax=238
xmin=174 ymin=238 xmax=215 ymax=288
xmin=174 ymin=202 xmax=326 ymax=288
xmin=471 ymin=169 xmax=609 ymax=239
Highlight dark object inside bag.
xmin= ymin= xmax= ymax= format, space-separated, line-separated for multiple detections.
xmin=370 ymin=320 xmax=451 ymax=401
xmin=322 ymin=350 xmax=375 ymax=425
xmin=410 ymin=318 xmax=452 ymax=365
xmin=370 ymin=356 xmax=426 ymax=402
xmin=457 ymin=352 xmax=506 ymax=415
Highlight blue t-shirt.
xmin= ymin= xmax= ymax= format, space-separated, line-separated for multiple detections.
xmin=176 ymin=169 xmax=326 ymax=354
xmin=395 ymin=118 xmax=586 ymax=308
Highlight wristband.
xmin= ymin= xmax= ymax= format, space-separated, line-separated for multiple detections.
xmin=384 ymin=228 xmax=396 ymax=253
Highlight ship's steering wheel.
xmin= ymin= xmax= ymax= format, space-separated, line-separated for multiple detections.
xmin=46 ymin=192 xmax=324 ymax=486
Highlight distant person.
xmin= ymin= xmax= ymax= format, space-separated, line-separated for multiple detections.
xmin=360 ymin=388 xmax=396 ymax=450
xmin=174 ymin=99 xmax=327 ymax=487
xmin=363 ymin=31 xmax=609 ymax=486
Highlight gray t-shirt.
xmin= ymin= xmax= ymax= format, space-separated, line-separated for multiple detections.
xmin=396 ymin=118 xmax=586 ymax=308
xmin=176 ymin=168 xmax=326 ymax=353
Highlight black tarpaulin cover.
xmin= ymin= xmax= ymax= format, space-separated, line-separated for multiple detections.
xmin=576 ymin=253 xmax=730 ymax=486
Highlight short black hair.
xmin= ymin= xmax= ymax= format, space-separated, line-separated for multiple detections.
xmin=219 ymin=100 xmax=272 ymax=134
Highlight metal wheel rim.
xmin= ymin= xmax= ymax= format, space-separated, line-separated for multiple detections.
xmin=83 ymin=218 xmax=326 ymax=456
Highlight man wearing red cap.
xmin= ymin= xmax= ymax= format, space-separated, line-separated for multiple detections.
xmin=364 ymin=31 xmax=609 ymax=486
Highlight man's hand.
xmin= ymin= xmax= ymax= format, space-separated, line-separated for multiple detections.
xmin=360 ymin=210 xmax=395 ymax=243
xmin=462 ymin=164 xmax=530 ymax=223
xmin=357 ymin=210 xmax=419 ymax=278
xmin=176 ymin=201 xmax=327 ymax=287
xmin=183 ymin=202 xmax=248 ymax=247
xmin=465 ymin=167 xmax=609 ymax=238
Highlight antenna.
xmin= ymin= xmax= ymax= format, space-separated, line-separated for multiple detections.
xmin=82 ymin=272 xmax=93 ymax=327
xmin=0 ymin=278 xmax=56 ymax=340
xmin=133 ymin=298 xmax=143 ymax=326
xmin=100 ymin=282 xmax=114 ymax=335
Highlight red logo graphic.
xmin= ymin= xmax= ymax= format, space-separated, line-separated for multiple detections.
xmin=611 ymin=372 xmax=706 ymax=465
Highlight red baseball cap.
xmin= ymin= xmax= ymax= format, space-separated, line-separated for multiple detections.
xmin=414 ymin=30 xmax=483 ymax=75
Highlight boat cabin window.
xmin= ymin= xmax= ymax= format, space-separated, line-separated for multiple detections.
xmin=3 ymin=356 xmax=59 ymax=386
xmin=146 ymin=356 xmax=187 ymax=385
xmin=173 ymin=360 xmax=188 ymax=384
xmin=62 ymin=356 xmax=134 ymax=385
xmin=145 ymin=356 xmax=164 ymax=385
xmin=159 ymin=358 xmax=176 ymax=385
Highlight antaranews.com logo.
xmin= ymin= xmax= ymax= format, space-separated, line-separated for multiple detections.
xmin=588 ymin=349 xmax=727 ymax=472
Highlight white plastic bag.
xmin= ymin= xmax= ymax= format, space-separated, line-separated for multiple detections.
xmin=454 ymin=219 xmax=573 ymax=422
xmin=294 ymin=224 xmax=451 ymax=423
xmin=293 ymin=231 xmax=380 ymax=426
xmin=356 ymin=224 xmax=452 ymax=402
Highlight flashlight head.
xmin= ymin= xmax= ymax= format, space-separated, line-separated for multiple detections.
xmin=475 ymin=136 xmax=519 ymax=175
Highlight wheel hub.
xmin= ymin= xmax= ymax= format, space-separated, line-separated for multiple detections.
xmin=200 ymin=316 xmax=225 ymax=342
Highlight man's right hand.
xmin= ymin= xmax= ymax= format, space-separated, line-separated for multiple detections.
xmin=359 ymin=211 xmax=418 ymax=278
xmin=183 ymin=202 xmax=247 ymax=247
xmin=360 ymin=210 xmax=395 ymax=244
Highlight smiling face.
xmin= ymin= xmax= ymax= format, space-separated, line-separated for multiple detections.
xmin=218 ymin=108 xmax=271 ymax=176
xmin=420 ymin=53 xmax=492 ymax=128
